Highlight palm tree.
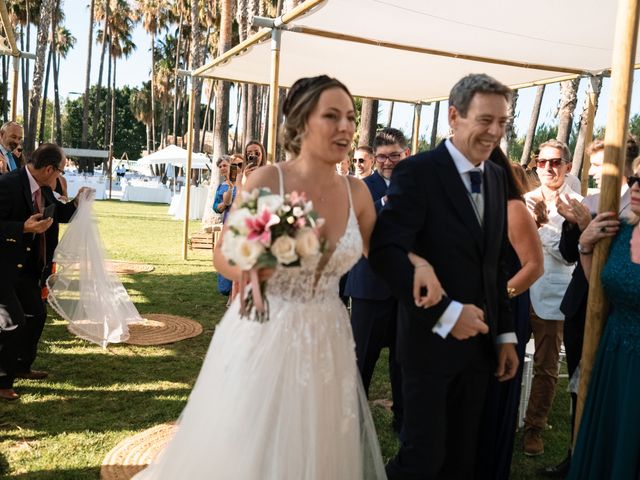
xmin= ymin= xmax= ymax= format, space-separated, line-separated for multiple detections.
xmin=91 ymin=0 xmax=111 ymax=147
xmin=213 ymin=0 xmax=232 ymax=161
xmin=25 ymin=0 xmax=54 ymax=155
xmin=500 ymin=89 xmax=518 ymax=156
xmin=358 ymin=99 xmax=378 ymax=147
xmin=520 ymin=85 xmax=545 ymax=166
xmin=52 ymin=25 xmax=76 ymax=144
xmin=572 ymin=75 xmax=604 ymax=175
xmin=430 ymin=101 xmax=440 ymax=149
xmin=130 ymin=82 xmax=153 ymax=152
xmin=80 ymin=0 xmax=96 ymax=149
xmin=136 ymin=0 xmax=170 ymax=152
xmin=556 ymin=78 xmax=580 ymax=146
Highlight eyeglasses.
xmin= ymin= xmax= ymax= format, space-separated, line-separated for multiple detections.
xmin=536 ymin=158 xmax=565 ymax=168
xmin=232 ymin=162 xmax=244 ymax=168
xmin=627 ymin=175 xmax=640 ymax=188
xmin=374 ymin=152 xmax=404 ymax=163
xmin=354 ymin=158 xmax=367 ymax=164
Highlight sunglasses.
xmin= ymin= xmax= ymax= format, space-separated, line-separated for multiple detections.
xmin=374 ymin=152 xmax=404 ymax=163
xmin=354 ymin=158 xmax=368 ymax=164
xmin=232 ymin=162 xmax=244 ymax=168
xmin=627 ymin=175 xmax=640 ymax=188
xmin=536 ymin=158 xmax=565 ymax=168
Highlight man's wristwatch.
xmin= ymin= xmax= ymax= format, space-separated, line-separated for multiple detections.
xmin=578 ymin=243 xmax=593 ymax=255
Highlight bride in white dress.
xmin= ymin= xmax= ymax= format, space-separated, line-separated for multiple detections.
xmin=134 ymin=76 xmax=442 ymax=480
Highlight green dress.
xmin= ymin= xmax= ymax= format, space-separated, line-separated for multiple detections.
xmin=568 ymin=222 xmax=640 ymax=479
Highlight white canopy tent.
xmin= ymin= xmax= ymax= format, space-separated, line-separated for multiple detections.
xmin=137 ymin=145 xmax=212 ymax=170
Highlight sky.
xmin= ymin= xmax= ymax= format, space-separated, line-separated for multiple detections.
xmin=16 ymin=1 xmax=640 ymax=144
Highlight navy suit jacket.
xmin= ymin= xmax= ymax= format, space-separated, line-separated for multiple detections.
xmin=369 ymin=142 xmax=513 ymax=370
xmin=344 ymin=171 xmax=392 ymax=300
xmin=0 ymin=167 xmax=76 ymax=288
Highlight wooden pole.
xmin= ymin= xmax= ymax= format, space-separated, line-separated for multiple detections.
xmin=580 ymin=78 xmax=598 ymax=196
xmin=411 ymin=103 xmax=421 ymax=154
xmin=266 ymin=29 xmax=281 ymax=164
xmin=182 ymin=76 xmax=196 ymax=260
xmin=574 ymin=0 xmax=640 ymax=444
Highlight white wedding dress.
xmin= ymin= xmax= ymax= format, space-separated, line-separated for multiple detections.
xmin=134 ymin=169 xmax=386 ymax=479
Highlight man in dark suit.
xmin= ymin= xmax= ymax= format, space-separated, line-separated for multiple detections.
xmin=0 ymin=143 xmax=81 ymax=400
xmin=0 ymin=121 xmax=23 ymax=174
xmin=345 ymin=128 xmax=410 ymax=432
xmin=369 ymin=74 xmax=519 ymax=479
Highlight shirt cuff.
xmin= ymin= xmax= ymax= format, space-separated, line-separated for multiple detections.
xmin=432 ymin=301 xmax=463 ymax=338
xmin=380 ymin=196 xmax=386 ymax=207
xmin=496 ymin=332 xmax=517 ymax=344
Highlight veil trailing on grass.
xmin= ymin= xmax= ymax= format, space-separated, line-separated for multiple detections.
xmin=47 ymin=190 xmax=143 ymax=348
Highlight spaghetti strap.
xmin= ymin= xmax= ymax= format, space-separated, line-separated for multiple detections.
xmin=343 ymin=175 xmax=354 ymax=213
xmin=275 ymin=164 xmax=285 ymax=198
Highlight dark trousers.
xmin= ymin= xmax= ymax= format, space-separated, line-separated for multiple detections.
xmin=387 ymin=356 xmax=492 ymax=480
xmin=13 ymin=275 xmax=47 ymax=374
xmin=350 ymin=297 xmax=403 ymax=427
xmin=564 ymin=303 xmax=586 ymax=441
xmin=0 ymin=290 xmax=27 ymax=389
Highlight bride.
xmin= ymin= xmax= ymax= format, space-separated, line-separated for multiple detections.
xmin=134 ymin=75 xmax=440 ymax=479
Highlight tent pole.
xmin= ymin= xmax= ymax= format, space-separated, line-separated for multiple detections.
xmin=182 ymin=75 xmax=196 ymax=260
xmin=266 ymin=28 xmax=281 ymax=164
xmin=574 ymin=0 xmax=640 ymax=445
xmin=411 ymin=103 xmax=421 ymax=154
xmin=580 ymin=78 xmax=598 ymax=196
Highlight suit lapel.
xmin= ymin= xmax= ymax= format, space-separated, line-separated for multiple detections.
xmin=20 ymin=167 xmax=36 ymax=214
xmin=434 ymin=144 xmax=484 ymax=250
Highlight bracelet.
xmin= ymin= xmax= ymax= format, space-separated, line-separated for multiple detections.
xmin=578 ymin=243 xmax=593 ymax=255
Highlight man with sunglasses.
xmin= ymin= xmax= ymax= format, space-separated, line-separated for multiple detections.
xmin=353 ymin=145 xmax=375 ymax=179
xmin=0 ymin=121 xmax=23 ymax=174
xmin=539 ymin=135 xmax=639 ymax=476
xmin=522 ymin=139 xmax=583 ymax=457
xmin=345 ymin=128 xmax=409 ymax=434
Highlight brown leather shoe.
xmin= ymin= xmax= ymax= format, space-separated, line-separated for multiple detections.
xmin=0 ymin=388 xmax=20 ymax=400
xmin=524 ymin=427 xmax=544 ymax=456
xmin=16 ymin=370 xmax=48 ymax=380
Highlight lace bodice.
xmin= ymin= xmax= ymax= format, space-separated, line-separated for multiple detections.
xmin=266 ymin=167 xmax=362 ymax=303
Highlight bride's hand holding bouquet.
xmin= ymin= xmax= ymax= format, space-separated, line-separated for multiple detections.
xmin=220 ymin=187 xmax=324 ymax=322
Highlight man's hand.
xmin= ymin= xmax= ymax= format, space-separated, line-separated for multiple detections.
xmin=526 ymin=197 xmax=548 ymax=227
xmin=23 ymin=213 xmax=53 ymax=234
xmin=556 ymin=194 xmax=591 ymax=230
xmin=0 ymin=156 xmax=7 ymax=174
xmin=450 ymin=304 xmax=489 ymax=340
xmin=495 ymin=343 xmax=519 ymax=381
xmin=73 ymin=187 xmax=94 ymax=205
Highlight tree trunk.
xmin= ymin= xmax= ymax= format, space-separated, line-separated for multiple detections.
xmin=104 ymin=44 xmax=112 ymax=149
xmin=572 ymin=75 xmax=604 ymax=175
xmin=150 ymin=30 xmax=157 ymax=151
xmin=38 ymin=46 xmax=53 ymax=144
xmin=387 ymin=101 xmax=394 ymax=127
xmin=213 ymin=0 xmax=232 ymax=161
xmin=26 ymin=0 xmax=55 ymax=155
xmin=430 ymin=101 xmax=440 ymax=149
xmin=520 ymin=84 xmax=545 ymax=166
xmin=1 ymin=55 xmax=7 ymax=121
xmin=20 ymin=28 xmax=29 ymax=134
xmin=53 ymin=52 xmax=62 ymax=144
xmin=201 ymin=79 xmax=214 ymax=152
xmin=359 ymin=98 xmax=378 ymax=147
xmin=172 ymin=11 xmax=183 ymax=142
xmin=92 ymin=0 xmax=109 ymax=147
xmin=190 ymin=3 xmax=205 ymax=154
xmin=81 ymin=0 xmax=96 ymax=148
xmin=556 ymin=78 xmax=580 ymax=145
xmin=232 ymin=84 xmax=242 ymax=152
xmin=500 ymin=89 xmax=518 ymax=156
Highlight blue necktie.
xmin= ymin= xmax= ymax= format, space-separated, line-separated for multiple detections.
xmin=468 ymin=168 xmax=484 ymax=225
xmin=6 ymin=152 xmax=16 ymax=171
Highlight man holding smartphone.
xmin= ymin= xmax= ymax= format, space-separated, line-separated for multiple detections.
xmin=0 ymin=144 xmax=87 ymax=400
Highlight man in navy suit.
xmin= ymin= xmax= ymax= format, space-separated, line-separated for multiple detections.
xmin=345 ymin=128 xmax=410 ymax=432
xmin=0 ymin=144 xmax=81 ymax=400
xmin=370 ymin=74 xmax=519 ymax=479
xmin=0 ymin=121 xmax=23 ymax=174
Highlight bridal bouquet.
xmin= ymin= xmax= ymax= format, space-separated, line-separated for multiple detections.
xmin=221 ymin=187 xmax=324 ymax=322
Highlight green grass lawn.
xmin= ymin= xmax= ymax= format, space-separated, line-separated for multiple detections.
xmin=0 ymin=200 xmax=570 ymax=479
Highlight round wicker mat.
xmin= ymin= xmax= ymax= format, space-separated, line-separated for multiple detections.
xmin=125 ymin=314 xmax=203 ymax=346
xmin=101 ymin=423 xmax=177 ymax=480
xmin=105 ymin=261 xmax=155 ymax=275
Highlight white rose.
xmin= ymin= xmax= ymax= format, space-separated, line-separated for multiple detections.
xmin=226 ymin=207 xmax=253 ymax=234
xmin=270 ymin=235 xmax=298 ymax=265
xmin=295 ymin=227 xmax=321 ymax=258
xmin=257 ymin=194 xmax=283 ymax=214
xmin=234 ymin=238 xmax=265 ymax=270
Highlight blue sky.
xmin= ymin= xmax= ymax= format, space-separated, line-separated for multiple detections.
xmin=18 ymin=2 xmax=640 ymax=143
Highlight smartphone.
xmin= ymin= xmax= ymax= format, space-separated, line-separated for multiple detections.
xmin=246 ymin=154 xmax=258 ymax=170
xmin=229 ymin=164 xmax=238 ymax=182
xmin=42 ymin=203 xmax=56 ymax=220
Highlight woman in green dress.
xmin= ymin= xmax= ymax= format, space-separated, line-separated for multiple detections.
xmin=568 ymin=169 xmax=640 ymax=479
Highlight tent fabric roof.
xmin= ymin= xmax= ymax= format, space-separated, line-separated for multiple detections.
xmin=194 ymin=0 xmax=626 ymax=103
xmin=137 ymin=145 xmax=211 ymax=169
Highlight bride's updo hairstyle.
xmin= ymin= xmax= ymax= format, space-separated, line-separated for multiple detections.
xmin=281 ymin=75 xmax=354 ymax=156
